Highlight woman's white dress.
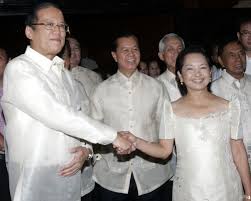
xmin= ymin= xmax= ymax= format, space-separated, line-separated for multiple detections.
xmin=160 ymin=98 xmax=243 ymax=201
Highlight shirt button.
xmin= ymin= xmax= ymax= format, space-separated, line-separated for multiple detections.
xmin=128 ymin=91 xmax=132 ymax=94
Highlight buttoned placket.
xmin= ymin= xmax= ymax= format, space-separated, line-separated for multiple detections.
xmin=126 ymin=78 xmax=135 ymax=168
xmin=51 ymin=63 xmax=71 ymax=104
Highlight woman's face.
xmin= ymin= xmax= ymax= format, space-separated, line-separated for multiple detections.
xmin=179 ymin=53 xmax=211 ymax=92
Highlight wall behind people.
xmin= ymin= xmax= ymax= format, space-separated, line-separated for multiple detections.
xmin=0 ymin=9 xmax=251 ymax=75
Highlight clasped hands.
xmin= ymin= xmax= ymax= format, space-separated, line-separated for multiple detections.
xmin=113 ymin=131 xmax=138 ymax=155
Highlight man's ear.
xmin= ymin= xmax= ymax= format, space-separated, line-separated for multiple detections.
xmin=25 ymin=26 xmax=33 ymax=40
xmin=218 ymin=56 xmax=225 ymax=68
xmin=111 ymin=51 xmax=117 ymax=62
xmin=237 ymin=32 xmax=240 ymax=41
xmin=158 ymin=52 xmax=164 ymax=61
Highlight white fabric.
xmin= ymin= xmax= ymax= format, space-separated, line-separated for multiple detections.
xmin=71 ymin=67 xmax=102 ymax=196
xmin=211 ymin=70 xmax=251 ymax=171
xmin=159 ymin=99 xmax=243 ymax=201
xmin=71 ymin=66 xmax=102 ymax=98
xmin=157 ymin=69 xmax=181 ymax=179
xmin=245 ymin=55 xmax=251 ymax=75
xmin=91 ymin=70 xmax=173 ymax=195
xmin=1 ymin=46 xmax=117 ymax=201
xmin=211 ymin=65 xmax=223 ymax=81
xmin=157 ymin=69 xmax=181 ymax=102
xmin=73 ymin=80 xmax=95 ymax=196
xmin=81 ymin=58 xmax=99 ymax=70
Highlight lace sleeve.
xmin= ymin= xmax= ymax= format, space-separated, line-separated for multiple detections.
xmin=159 ymin=99 xmax=175 ymax=139
xmin=230 ymin=96 xmax=243 ymax=140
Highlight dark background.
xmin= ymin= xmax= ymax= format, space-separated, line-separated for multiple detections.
xmin=0 ymin=0 xmax=250 ymax=74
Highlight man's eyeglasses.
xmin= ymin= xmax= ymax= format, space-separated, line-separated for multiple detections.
xmin=31 ymin=22 xmax=70 ymax=33
xmin=239 ymin=31 xmax=251 ymax=37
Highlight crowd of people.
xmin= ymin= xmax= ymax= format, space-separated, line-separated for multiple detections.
xmin=0 ymin=2 xmax=251 ymax=201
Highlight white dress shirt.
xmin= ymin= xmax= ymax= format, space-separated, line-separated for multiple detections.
xmin=91 ymin=70 xmax=173 ymax=195
xmin=74 ymin=80 xmax=95 ymax=197
xmin=246 ymin=55 xmax=251 ymax=75
xmin=1 ymin=46 xmax=117 ymax=201
xmin=157 ymin=69 xmax=181 ymax=102
xmin=71 ymin=66 xmax=102 ymax=97
xmin=211 ymin=70 xmax=251 ymax=171
xmin=71 ymin=66 xmax=102 ymax=196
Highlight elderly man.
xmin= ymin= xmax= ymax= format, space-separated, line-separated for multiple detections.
xmin=211 ymin=38 xmax=251 ymax=172
xmin=1 ymin=3 xmax=132 ymax=201
xmin=91 ymin=32 xmax=172 ymax=201
xmin=237 ymin=18 xmax=251 ymax=75
xmin=157 ymin=33 xmax=185 ymax=101
xmin=67 ymin=36 xmax=102 ymax=98
xmin=156 ymin=33 xmax=185 ymax=199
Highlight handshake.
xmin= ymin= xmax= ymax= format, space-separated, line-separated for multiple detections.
xmin=112 ymin=131 xmax=138 ymax=155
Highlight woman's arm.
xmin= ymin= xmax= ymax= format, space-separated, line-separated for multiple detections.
xmin=136 ymin=138 xmax=174 ymax=159
xmin=231 ymin=139 xmax=251 ymax=199
xmin=122 ymin=132 xmax=174 ymax=159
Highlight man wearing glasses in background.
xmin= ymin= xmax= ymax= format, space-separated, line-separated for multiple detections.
xmin=237 ymin=17 xmax=251 ymax=75
xmin=1 ymin=2 xmax=133 ymax=201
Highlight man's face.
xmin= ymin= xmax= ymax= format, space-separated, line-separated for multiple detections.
xmin=238 ymin=21 xmax=251 ymax=52
xmin=25 ymin=6 xmax=66 ymax=60
xmin=0 ymin=49 xmax=8 ymax=77
xmin=158 ymin=37 xmax=183 ymax=73
xmin=68 ymin=38 xmax=81 ymax=68
xmin=219 ymin=42 xmax=246 ymax=78
xmin=148 ymin=61 xmax=160 ymax=78
xmin=111 ymin=36 xmax=140 ymax=74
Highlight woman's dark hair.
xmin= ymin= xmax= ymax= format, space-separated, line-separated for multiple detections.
xmin=175 ymin=46 xmax=212 ymax=96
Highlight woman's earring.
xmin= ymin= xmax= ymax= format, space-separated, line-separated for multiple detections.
xmin=180 ymin=81 xmax=183 ymax=85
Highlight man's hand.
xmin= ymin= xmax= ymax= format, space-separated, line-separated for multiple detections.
xmin=59 ymin=146 xmax=90 ymax=177
xmin=113 ymin=132 xmax=136 ymax=155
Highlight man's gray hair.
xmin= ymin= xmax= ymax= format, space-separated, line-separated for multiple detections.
xmin=158 ymin=33 xmax=185 ymax=53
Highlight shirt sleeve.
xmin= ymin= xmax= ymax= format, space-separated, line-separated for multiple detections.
xmin=2 ymin=59 xmax=117 ymax=145
xmin=159 ymin=99 xmax=175 ymax=139
xmin=90 ymin=85 xmax=104 ymax=121
xmin=229 ymin=96 xmax=243 ymax=140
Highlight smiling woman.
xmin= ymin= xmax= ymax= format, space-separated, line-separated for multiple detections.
xmin=120 ymin=46 xmax=251 ymax=201
xmin=175 ymin=47 xmax=212 ymax=96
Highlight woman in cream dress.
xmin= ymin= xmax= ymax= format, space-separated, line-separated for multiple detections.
xmin=121 ymin=47 xmax=251 ymax=201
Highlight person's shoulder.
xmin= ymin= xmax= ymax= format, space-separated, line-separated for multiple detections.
xmin=141 ymin=73 xmax=162 ymax=86
xmin=5 ymin=54 xmax=31 ymax=73
xmin=157 ymin=71 xmax=166 ymax=81
xmin=210 ymin=76 xmax=224 ymax=91
xmin=94 ymin=73 xmax=114 ymax=88
xmin=211 ymin=76 xmax=224 ymax=85
xmin=213 ymin=95 xmax=229 ymax=105
xmin=245 ymin=73 xmax=251 ymax=82
xmin=209 ymin=94 xmax=229 ymax=111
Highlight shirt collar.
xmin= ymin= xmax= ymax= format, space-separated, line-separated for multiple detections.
xmin=25 ymin=46 xmax=65 ymax=73
xmin=221 ymin=69 xmax=246 ymax=89
xmin=116 ymin=69 xmax=140 ymax=87
xmin=164 ymin=69 xmax=176 ymax=82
